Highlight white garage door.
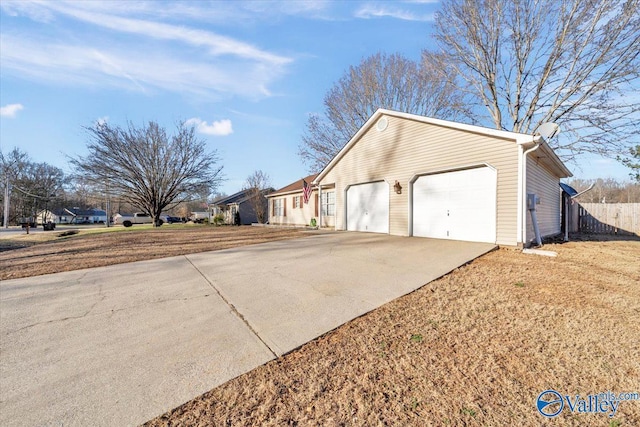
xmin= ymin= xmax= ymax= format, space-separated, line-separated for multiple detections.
xmin=347 ymin=181 xmax=389 ymax=233
xmin=413 ymin=167 xmax=496 ymax=243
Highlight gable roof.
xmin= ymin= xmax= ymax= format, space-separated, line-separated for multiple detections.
xmin=211 ymin=189 xmax=253 ymax=205
xmin=267 ymin=174 xmax=318 ymax=197
xmin=313 ymin=108 xmax=571 ymax=183
xmin=212 ymin=188 xmax=275 ymax=206
xmin=58 ymin=208 xmax=107 ymax=216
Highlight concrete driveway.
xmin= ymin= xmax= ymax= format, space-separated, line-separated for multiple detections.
xmin=0 ymin=232 xmax=495 ymax=426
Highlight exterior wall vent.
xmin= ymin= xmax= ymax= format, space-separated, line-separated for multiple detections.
xmin=376 ymin=117 xmax=388 ymax=132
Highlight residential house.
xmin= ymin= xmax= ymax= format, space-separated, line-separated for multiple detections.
xmin=38 ymin=208 xmax=108 ymax=224
xmin=273 ymin=109 xmax=572 ymax=246
xmin=266 ymin=174 xmax=334 ymax=228
xmin=211 ymin=188 xmax=271 ymax=225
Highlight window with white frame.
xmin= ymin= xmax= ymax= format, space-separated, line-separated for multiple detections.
xmin=293 ymin=195 xmax=300 ymax=209
xmin=274 ymin=198 xmax=284 ymax=216
xmin=321 ymin=191 xmax=335 ymax=216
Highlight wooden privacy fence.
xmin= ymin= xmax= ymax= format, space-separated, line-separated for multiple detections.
xmin=572 ymin=203 xmax=640 ymax=236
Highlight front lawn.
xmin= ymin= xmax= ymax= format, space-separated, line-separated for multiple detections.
xmin=146 ymin=238 xmax=640 ymax=426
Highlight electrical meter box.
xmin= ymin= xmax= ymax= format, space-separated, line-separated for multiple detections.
xmin=527 ymin=193 xmax=540 ymax=210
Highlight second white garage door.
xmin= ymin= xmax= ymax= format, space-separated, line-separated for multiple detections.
xmin=347 ymin=181 xmax=389 ymax=233
xmin=413 ymin=167 xmax=496 ymax=243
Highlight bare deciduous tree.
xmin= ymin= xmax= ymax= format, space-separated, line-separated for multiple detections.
xmin=1 ymin=148 xmax=64 ymax=226
xmin=434 ymin=0 xmax=640 ymax=161
xmin=298 ymin=52 xmax=465 ymax=172
xmin=25 ymin=162 xmax=65 ymax=219
xmin=71 ymin=121 xmax=223 ymax=227
xmin=244 ymin=170 xmax=271 ymax=224
xmin=620 ymin=145 xmax=640 ymax=182
xmin=1 ymin=148 xmax=28 ymax=227
xmin=568 ymin=177 xmax=640 ymax=202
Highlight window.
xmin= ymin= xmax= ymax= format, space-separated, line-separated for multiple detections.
xmin=274 ymin=198 xmax=284 ymax=216
xmin=293 ymin=196 xmax=300 ymax=209
xmin=321 ymin=191 xmax=335 ymax=216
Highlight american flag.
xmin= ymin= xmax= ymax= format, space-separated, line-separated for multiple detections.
xmin=302 ymin=179 xmax=311 ymax=204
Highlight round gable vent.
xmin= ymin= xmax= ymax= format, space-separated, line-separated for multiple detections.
xmin=376 ymin=117 xmax=388 ymax=132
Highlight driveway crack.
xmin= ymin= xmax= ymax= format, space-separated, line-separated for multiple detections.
xmin=7 ymin=293 xmax=210 ymax=335
xmin=185 ymin=256 xmax=278 ymax=359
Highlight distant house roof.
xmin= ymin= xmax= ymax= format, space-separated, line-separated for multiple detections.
xmin=211 ymin=188 xmax=275 ymax=206
xmin=61 ymin=208 xmax=107 ymax=217
xmin=267 ymin=174 xmax=318 ymax=197
xmin=211 ymin=189 xmax=254 ymax=205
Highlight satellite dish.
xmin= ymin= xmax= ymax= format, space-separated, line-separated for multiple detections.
xmin=559 ymin=182 xmax=578 ymax=197
xmin=536 ymin=122 xmax=560 ymax=140
xmin=560 ymin=182 xmax=595 ymax=199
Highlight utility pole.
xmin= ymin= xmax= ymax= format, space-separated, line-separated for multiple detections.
xmin=3 ymin=176 xmax=9 ymax=228
xmin=105 ymin=179 xmax=111 ymax=227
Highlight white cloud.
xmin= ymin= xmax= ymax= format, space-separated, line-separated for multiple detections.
xmin=21 ymin=1 xmax=290 ymax=66
xmin=96 ymin=116 xmax=109 ymax=125
xmin=241 ymin=0 xmax=332 ymax=17
xmin=186 ymin=118 xmax=234 ymax=136
xmin=0 ymin=1 xmax=54 ymax=22
xmin=0 ymin=2 xmax=292 ymax=99
xmin=355 ymin=4 xmax=434 ymax=21
xmin=0 ymin=103 xmax=24 ymax=118
xmin=17 ymin=0 xmax=334 ymax=24
xmin=0 ymin=33 xmax=282 ymax=99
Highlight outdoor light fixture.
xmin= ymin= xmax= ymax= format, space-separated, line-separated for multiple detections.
xmin=394 ymin=180 xmax=402 ymax=194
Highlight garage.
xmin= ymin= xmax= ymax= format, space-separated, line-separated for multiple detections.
xmin=346 ymin=181 xmax=389 ymax=233
xmin=313 ymin=109 xmax=572 ymax=246
xmin=412 ymin=167 xmax=497 ymax=243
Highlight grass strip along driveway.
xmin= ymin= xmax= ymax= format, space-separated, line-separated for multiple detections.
xmin=145 ymin=237 xmax=640 ymax=426
xmin=1 ymin=227 xmax=638 ymax=425
xmin=0 ymin=225 xmax=304 ymax=280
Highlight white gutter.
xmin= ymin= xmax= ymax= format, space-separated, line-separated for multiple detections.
xmin=521 ymin=136 xmax=543 ymax=246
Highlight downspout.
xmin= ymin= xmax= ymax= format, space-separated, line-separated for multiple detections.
xmin=318 ymin=185 xmax=322 ymax=228
xmin=564 ymin=193 xmax=570 ymax=242
xmin=529 ymin=194 xmax=543 ymax=246
xmin=521 ymin=137 xmax=542 ymax=246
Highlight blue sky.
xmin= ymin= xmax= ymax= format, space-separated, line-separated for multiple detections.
xmin=0 ymin=0 xmax=633 ymax=196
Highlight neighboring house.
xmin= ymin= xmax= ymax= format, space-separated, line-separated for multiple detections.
xmin=35 ymin=209 xmax=57 ymax=224
xmin=38 ymin=208 xmax=107 ymax=224
xmin=189 ymin=212 xmax=211 ymax=223
xmin=308 ymin=109 xmax=571 ymax=247
xmin=210 ymin=188 xmax=271 ymax=225
xmin=266 ymin=174 xmax=333 ymax=228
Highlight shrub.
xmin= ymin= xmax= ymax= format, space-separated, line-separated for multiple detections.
xmin=213 ymin=213 xmax=225 ymax=226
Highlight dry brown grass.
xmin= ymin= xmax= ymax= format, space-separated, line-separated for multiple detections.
xmin=3 ymin=229 xmax=638 ymax=425
xmin=144 ymin=238 xmax=640 ymax=426
xmin=0 ymin=225 xmax=304 ymax=280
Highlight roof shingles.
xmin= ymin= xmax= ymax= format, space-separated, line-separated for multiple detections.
xmin=268 ymin=174 xmax=318 ymax=197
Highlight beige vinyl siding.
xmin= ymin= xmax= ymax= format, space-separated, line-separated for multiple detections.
xmin=526 ymin=158 xmax=561 ymax=241
xmin=319 ymin=114 xmax=521 ymax=245
xmin=268 ymin=192 xmax=318 ymax=226
xmin=319 ymin=190 xmax=336 ymax=228
xmin=319 ymin=212 xmax=336 ymax=228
